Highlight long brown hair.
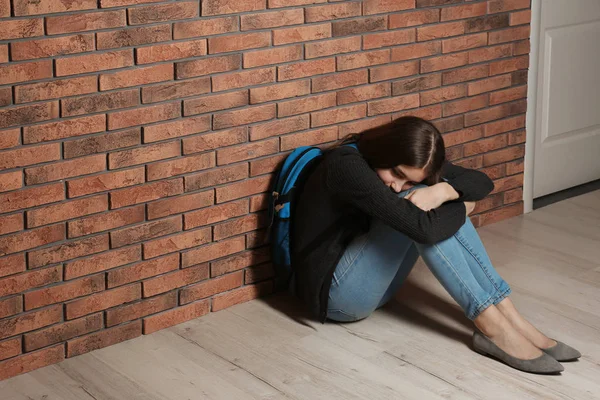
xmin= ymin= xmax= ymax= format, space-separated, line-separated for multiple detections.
xmin=327 ymin=116 xmax=446 ymax=186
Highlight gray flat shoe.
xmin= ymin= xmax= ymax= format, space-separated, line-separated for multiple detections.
xmin=472 ymin=331 xmax=564 ymax=374
xmin=541 ymin=340 xmax=581 ymax=361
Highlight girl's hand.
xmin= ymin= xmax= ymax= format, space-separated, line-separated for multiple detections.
xmin=404 ymin=184 xmax=448 ymax=211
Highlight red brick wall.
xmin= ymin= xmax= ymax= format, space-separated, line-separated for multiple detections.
xmin=0 ymin=0 xmax=530 ymax=379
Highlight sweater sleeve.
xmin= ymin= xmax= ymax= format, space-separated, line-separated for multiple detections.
xmin=441 ymin=160 xmax=495 ymax=202
xmin=325 ymin=150 xmax=467 ymax=245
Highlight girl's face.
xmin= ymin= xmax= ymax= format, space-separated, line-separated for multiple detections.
xmin=375 ymin=165 xmax=428 ymax=193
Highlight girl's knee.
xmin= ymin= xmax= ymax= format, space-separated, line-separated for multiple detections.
xmin=326 ymin=308 xmax=372 ymax=323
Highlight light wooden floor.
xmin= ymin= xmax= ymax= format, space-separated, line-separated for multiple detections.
xmin=3 ymin=190 xmax=600 ymax=400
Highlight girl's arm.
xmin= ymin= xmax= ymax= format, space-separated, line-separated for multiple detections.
xmin=439 ymin=160 xmax=495 ymax=202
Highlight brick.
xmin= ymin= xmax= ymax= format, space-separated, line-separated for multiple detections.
xmin=483 ymin=144 xmax=525 ymax=167
xmin=337 ymin=49 xmax=389 ymax=71
xmin=185 ymin=164 xmax=247 ymax=192
xmin=503 ymin=187 xmax=523 ymax=204
xmin=306 ymin=37 xmax=361 ymax=59
xmin=23 ymin=115 xmax=104 ymax=145
xmin=363 ymin=0 xmax=415 ymax=15
xmin=137 ymin=40 xmax=207 ymax=65
xmin=465 ymin=100 xmax=526 ymax=126
xmin=0 ymin=45 xmax=6 ymax=63
xmin=421 ymin=52 xmax=468 ymax=73
xmin=392 ymin=74 xmax=441 ymax=95
xmin=176 ymin=54 xmax=241 ymax=79
xmin=417 ymin=21 xmax=464 ymax=41
xmin=491 ymin=173 xmax=523 ymax=194
xmin=147 ymin=190 xmax=213 ymax=220
xmin=144 ymin=116 xmax=210 ymax=143
xmin=242 ymin=9 xmax=304 ymax=29
xmin=479 ymin=202 xmax=523 ymax=226
xmin=376 ymin=61 xmax=424 ymax=83
xmin=0 ymin=266 xmax=61 ymax=299
xmin=106 ymin=292 xmax=176 ymax=327
xmin=108 ymin=253 xmax=179 ymax=288
xmin=442 ymin=33 xmax=487 ymax=53
xmin=25 ymin=274 xmax=104 ymax=311
xmin=510 ymin=10 xmax=531 ymax=26
xmin=65 ymin=246 xmax=141 ymax=280
xmin=100 ymin=64 xmax=173 ymax=91
xmin=143 ymin=227 xmax=211 ymax=260
xmin=269 ymin=0 xmax=325 ymax=6
xmin=0 ymin=296 xmax=22 ymax=319
xmin=12 ymin=34 xmax=94 ymax=61
xmin=0 ymin=88 xmax=11 ymax=107
xmin=469 ymin=44 xmax=512 ymax=64
xmin=111 ymin=216 xmax=182 ymax=248
xmin=0 ymin=214 xmax=22 ymax=236
xmin=484 ymin=115 xmax=526 ymax=136
xmin=278 ymin=93 xmax=336 ymax=117
xmin=109 ymin=141 xmax=180 ymax=169
xmin=212 ymin=67 xmax=274 ymax=92
xmin=46 ymin=10 xmax=126 ymax=35
xmin=68 ymin=205 xmax=145 ymax=238
xmin=489 ymin=26 xmax=530 ymax=45
xmin=27 ymin=194 xmax=107 ymax=228
xmin=250 ymin=80 xmax=309 ymax=105
xmin=442 ymin=94 xmax=487 ymax=116
xmin=13 ymin=0 xmax=95 ymax=15
xmin=68 ymin=167 xmax=145 ymax=198
xmin=212 ymin=281 xmax=272 ymax=311
xmin=305 ymin=2 xmax=361 ymax=22
xmin=216 ymin=139 xmax=278 ymax=166
xmin=249 ymin=115 xmax=309 ymax=141
xmin=209 ymin=32 xmax=270 ymax=54
xmin=15 ymin=76 xmax=97 ymax=104
xmin=24 ymin=313 xmax=102 ymax=352
xmin=174 ymin=16 xmax=238 ymax=39
xmin=313 ymin=70 xmax=368 ymax=93
xmin=0 ymin=184 xmax=64 ymax=214
xmin=490 ymin=85 xmax=527 ymax=106
xmin=513 ymin=40 xmax=530 ymax=56
xmin=184 ymin=199 xmax=248 ymax=229
xmin=442 ymin=65 xmax=488 ymax=85
xmin=181 ymin=236 xmax=245 ymax=268
xmin=338 ymin=115 xmax=391 ymax=137
xmin=213 ymin=214 xmax=267 ymax=241
xmin=465 ymin=14 xmax=510 ymax=33
xmin=180 ymin=271 xmax=243 ymax=304
xmin=472 ymin=193 xmax=503 ymax=214
xmin=442 ymin=126 xmax=483 ymax=147
xmin=0 ymin=129 xmax=20 ymax=151
xmin=62 ymin=89 xmax=139 ymax=117
xmin=273 ymin=23 xmax=331 ymax=45
xmin=97 ymin=24 xmax=171 ymax=50
xmin=28 ymin=235 xmax=108 ymax=269
xmin=441 ymin=3 xmax=486 ymax=21
xmin=215 ymin=175 xmax=272 ymax=203
xmin=147 ymin=152 xmax=215 ymax=181
xmin=0 ymin=143 xmax=61 ymax=170
xmin=464 ymin=134 xmax=508 ymax=157
xmin=203 ymin=0 xmax=265 ymax=16
xmin=420 ymin=84 xmax=466 ymax=106
xmin=506 ymin=159 xmax=524 ymax=175
xmin=391 ymin=41 xmax=441 ymax=62
xmin=279 ymin=126 xmax=337 ymax=150
xmin=66 ymin=284 xmax=140 ymax=320
xmin=0 ymin=0 xmax=8 ymax=17
xmin=331 ymin=16 xmax=387 ymax=37
xmin=278 ymin=58 xmax=335 ymax=81
xmin=64 ymin=129 xmax=141 ymax=159
xmin=480 ymin=164 xmax=506 ymax=180
xmin=0 ymin=305 xmax=61 ymax=341
xmin=244 ymin=45 xmax=303 ymax=68
xmin=56 ymin=50 xmax=133 ymax=76
xmin=468 ymin=75 xmax=511 ymax=96
xmin=364 ymin=29 xmax=416 ymax=50
xmin=367 ymin=93 xmax=419 ymax=116
xmin=143 ymin=299 xmax=209 ymax=334
xmin=0 ymin=337 xmax=21 ymax=361
xmin=213 ymin=104 xmax=275 ymax=130
xmin=110 ymin=178 xmax=183 ymax=208
xmin=128 ymin=1 xmax=197 ymax=25
xmin=183 ymin=126 xmax=247 ymax=154
xmin=143 ymin=264 xmax=209 ymax=297
xmin=25 ymin=155 xmax=106 ymax=185
xmin=489 ymin=55 xmax=529 ymax=76
xmin=0 ymin=18 xmax=44 ymax=40
xmin=67 ymin=320 xmax=141 ymax=357
xmin=108 ymin=102 xmax=181 ymax=130
xmin=455 ymin=156 xmax=483 ymax=169
xmin=393 ymin=104 xmax=441 ymax=121
xmin=0 ymin=101 xmax=58 ymax=130
xmin=435 ymin=116 xmax=463 ymax=133
xmin=0 ymin=171 xmax=22 ymax=193
xmin=488 ymin=0 xmax=530 ymax=14
xmin=0 ymin=254 xmax=26 ymax=278
xmin=311 ymin=105 xmax=366 ymax=128
xmin=389 ymin=9 xmax=438 ymax=28
xmin=337 ymin=83 xmax=390 ymax=105
xmin=0 ymin=344 xmax=64 ymax=381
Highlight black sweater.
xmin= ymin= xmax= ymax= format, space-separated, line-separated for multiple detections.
xmin=290 ymin=144 xmax=494 ymax=323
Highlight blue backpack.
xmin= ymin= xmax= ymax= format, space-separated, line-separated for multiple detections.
xmin=267 ymin=142 xmax=358 ymax=293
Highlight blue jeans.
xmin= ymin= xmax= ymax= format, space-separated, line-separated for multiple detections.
xmin=327 ymin=184 xmax=512 ymax=322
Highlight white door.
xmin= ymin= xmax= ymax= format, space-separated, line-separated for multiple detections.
xmin=531 ymin=0 xmax=600 ymax=198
